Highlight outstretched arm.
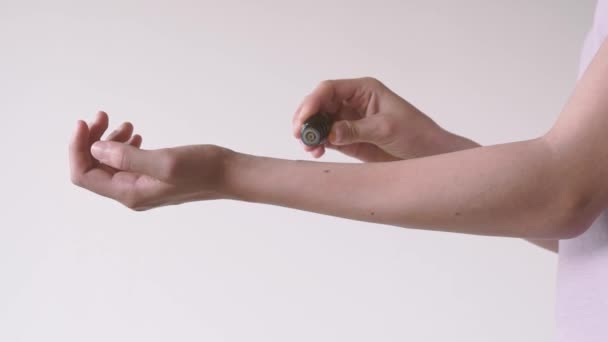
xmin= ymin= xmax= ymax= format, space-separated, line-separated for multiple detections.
xmin=222 ymin=39 xmax=608 ymax=240
xmin=224 ymin=137 xmax=580 ymax=239
xmin=71 ymin=39 xmax=608 ymax=241
xmin=289 ymin=76 xmax=561 ymax=251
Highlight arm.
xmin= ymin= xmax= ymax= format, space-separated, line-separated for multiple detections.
xmin=71 ymin=40 xmax=608 ymax=243
xmin=291 ymin=77 xmax=560 ymax=250
xmin=222 ymin=39 xmax=608 ymax=240
xmin=225 ymin=137 xmax=583 ymax=239
xmin=432 ymin=131 xmax=559 ymax=252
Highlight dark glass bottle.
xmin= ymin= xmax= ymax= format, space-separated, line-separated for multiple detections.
xmin=300 ymin=112 xmax=334 ymax=146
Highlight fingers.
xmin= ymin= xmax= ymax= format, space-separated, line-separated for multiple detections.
xmin=104 ymin=122 xmax=134 ymax=143
xmin=292 ymin=80 xmax=341 ymax=139
xmin=329 ymin=114 xmax=391 ymax=146
xmin=77 ymin=167 xmax=124 ymax=199
xmin=310 ymin=145 xmax=325 ymax=158
xmin=96 ymin=123 xmax=140 ymax=174
xmin=88 ymin=111 xmax=109 ymax=145
xmin=71 ymin=120 xmax=131 ymax=198
xmin=88 ymin=112 xmax=142 ymax=147
xmin=69 ymin=120 xmax=93 ymax=183
xmin=104 ymin=122 xmax=142 ymax=147
xmin=292 ymin=77 xmax=383 ymax=139
xmin=127 ymin=134 xmax=143 ymax=148
xmin=71 ymin=115 xmax=156 ymax=208
xmin=71 ymin=111 xmax=146 ymax=180
xmin=90 ymin=141 xmax=168 ymax=180
xmin=298 ymin=138 xmax=325 ymax=158
xmin=71 ymin=112 xmax=159 ymax=208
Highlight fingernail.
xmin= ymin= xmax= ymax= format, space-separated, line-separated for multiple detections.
xmin=91 ymin=141 xmax=109 ymax=161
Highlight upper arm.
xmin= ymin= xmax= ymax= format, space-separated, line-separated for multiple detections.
xmin=544 ymin=37 xmax=608 ymax=237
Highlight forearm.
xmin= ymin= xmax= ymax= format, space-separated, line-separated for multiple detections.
xmin=431 ymin=129 xmax=558 ymax=252
xmin=224 ymin=137 xmax=586 ymax=239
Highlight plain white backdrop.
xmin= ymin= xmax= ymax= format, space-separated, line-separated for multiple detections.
xmin=0 ymin=0 xmax=597 ymax=341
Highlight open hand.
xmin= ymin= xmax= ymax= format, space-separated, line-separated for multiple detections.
xmin=69 ymin=111 xmax=232 ymax=210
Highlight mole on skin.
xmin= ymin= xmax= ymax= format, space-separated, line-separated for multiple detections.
xmin=454 ymin=212 xmax=461 ymax=216
xmin=324 ymin=169 xmax=330 ymax=173
xmin=370 ymin=211 xmax=375 ymax=216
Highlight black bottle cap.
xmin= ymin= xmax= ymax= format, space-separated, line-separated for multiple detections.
xmin=300 ymin=112 xmax=334 ymax=146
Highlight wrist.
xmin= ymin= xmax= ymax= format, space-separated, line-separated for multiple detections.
xmin=221 ymin=150 xmax=256 ymax=202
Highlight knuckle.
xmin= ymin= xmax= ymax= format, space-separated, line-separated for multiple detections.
xmin=126 ymin=203 xmax=147 ymax=212
xmin=122 ymin=200 xmax=137 ymax=210
xmin=120 ymin=192 xmax=143 ymax=211
xmin=318 ymin=79 xmax=334 ymax=90
xmin=362 ymin=76 xmax=385 ymax=89
xmin=363 ymin=76 xmax=379 ymax=84
xmin=115 ymin=148 xmax=130 ymax=170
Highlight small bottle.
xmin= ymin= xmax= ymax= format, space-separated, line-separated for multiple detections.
xmin=300 ymin=112 xmax=334 ymax=146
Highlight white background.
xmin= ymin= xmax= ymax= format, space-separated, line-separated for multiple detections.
xmin=0 ymin=0 xmax=596 ymax=341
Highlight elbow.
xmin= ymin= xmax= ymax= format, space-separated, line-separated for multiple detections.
xmin=553 ymin=215 xmax=592 ymax=240
xmin=548 ymin=188 xmax=600 ymax=240
xmin=531 ymin=135 xmax=603 ymax=240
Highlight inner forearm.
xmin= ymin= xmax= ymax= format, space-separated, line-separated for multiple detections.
xmin=224 ymin=137 xmax=580 ymax=239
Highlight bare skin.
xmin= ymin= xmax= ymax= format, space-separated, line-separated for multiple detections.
xmin=292 ymin=78 xmax=557 ymax=252
xmin=70 ymin=39 xmax=608 ymax=247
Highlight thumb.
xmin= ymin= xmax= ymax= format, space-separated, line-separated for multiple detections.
xmin=329 ymin=115 xmax=389 ymax=145
xmin=91 ymin=141 xmax=167 ymax=178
